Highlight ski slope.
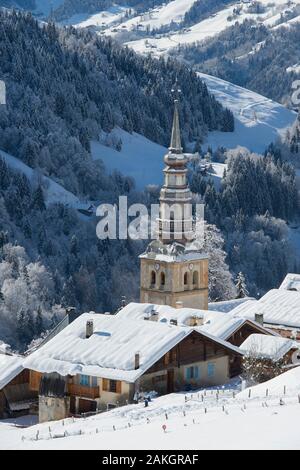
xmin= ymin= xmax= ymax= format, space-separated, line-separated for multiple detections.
xmin=199 ymin=73 xmax=297 ymax=154
xmin=1 ymin=369 xmax=300 ymax=449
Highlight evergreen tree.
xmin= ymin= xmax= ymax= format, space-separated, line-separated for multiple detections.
xmin=31 ymin=185 xmax=46 ymax=212
xmin=235 ymin=272 xmax=249 ymax=299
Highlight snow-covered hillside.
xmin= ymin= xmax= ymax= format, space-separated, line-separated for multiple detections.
xmin=91 ymin=128 xmax=166 ymax=189
xmin=61 ymin=5 xmax=129 ymax=28
xmin=91 ymin=127 xmax=227 ymax=187
xmin=200 ymin=73 xmax=297 ymax=154
xmin=1 ymin=369 xmax=300 ymax=449
xmin=97 ymin=0 xmax=300 ymax=57
xmin=0 ymin=148 xmax=83 ymax=208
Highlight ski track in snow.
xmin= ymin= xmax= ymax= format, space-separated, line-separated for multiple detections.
xmin=199 ymin=73 xmax=297 ymax=154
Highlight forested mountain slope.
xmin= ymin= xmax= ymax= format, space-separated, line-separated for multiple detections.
xmin=0 ymin=10 xmax=233 ymax=199
xmin=172 ymin=19 xmax=300 ymax=106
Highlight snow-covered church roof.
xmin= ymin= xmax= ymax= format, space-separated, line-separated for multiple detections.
xmin=23 ymin=313 xmax=242 ymax=383
xmin=231 ymin=289 xmax=300 ymax=329
xmin=240 ymin=334 xmax=299 ymax=362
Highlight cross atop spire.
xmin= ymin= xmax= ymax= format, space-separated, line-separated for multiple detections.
xmin=169 ymin=80 xmax=183 ymax=154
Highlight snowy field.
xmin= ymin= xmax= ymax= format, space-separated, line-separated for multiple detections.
xmin=1 ymin=368 xmax=300 ymax=449
xmin=200 ymin=73 xmax=297 ymax=154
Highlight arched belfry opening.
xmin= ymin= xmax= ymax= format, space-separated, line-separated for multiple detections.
xmin=151 ymin=271 xmax=156 ymax=287
xmin=193 ymin=271 xmax=199 ymax=288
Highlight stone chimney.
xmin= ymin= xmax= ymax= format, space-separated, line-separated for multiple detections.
xmin=86 ymin=320 xmax=94 ymax=339
xmin=135 ymin=353 xmax=140 ymax=370
xmin=255 ymin=313 xmax=264 ymax=326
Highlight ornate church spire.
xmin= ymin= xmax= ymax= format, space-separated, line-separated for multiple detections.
xmin=169 ymin=81 xmax=183 ymax=154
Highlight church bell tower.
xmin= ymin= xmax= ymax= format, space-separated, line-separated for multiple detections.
xmin=140 ymin=84 xmax=209 ymax=310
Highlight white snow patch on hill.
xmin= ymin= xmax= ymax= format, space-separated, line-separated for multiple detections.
xmin=91 ymin=128 xmax=166 ymax=189
xmin=110 ymin=0 xmax=195 ymax=32
xmin=199 ymin=73 xmax=297 ymax=154
xmin=61 ymin=5 xmax=128 ymax=28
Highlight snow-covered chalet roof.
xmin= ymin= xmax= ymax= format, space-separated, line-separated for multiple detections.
xmin=240 ymin=334 xmax=299 ymax=361
xmin=280 ymin=274 xmax=300 ymax=293
xmin=200 ymin=314 xmax=270 ymax=341
xmin=116 ymin=302 xmax=214 ymax=326
xmin=23 ymin=313 xmax=242 ymax=383
xmin=0 ymin=355 xmax=24 ymax=390
xmin=208 ymin=297 xmax=254 ymax=313
xmin=230 ymin=289 xmax=300 ymax=329
xmin=117 ymin=303 xmax=272 ymax=341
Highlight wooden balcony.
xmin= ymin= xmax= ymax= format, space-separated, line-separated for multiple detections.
xmin=68 ymin=383 xmax=100 ymax=399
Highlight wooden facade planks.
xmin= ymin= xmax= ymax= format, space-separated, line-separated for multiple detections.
xmin=29 ymin=370 xmax=43 ymax=392
xmin=68 ymin=384 xmax=100 ymax=399
xmin=146 ymin=331 xmax=236 ymax=375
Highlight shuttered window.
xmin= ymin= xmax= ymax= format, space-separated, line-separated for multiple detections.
xmin=80 ymin=375 xmax=89 ymax=386
xmin=185 ymin=366 xmax=200 ymax=380
xmin=102 ymin=378 xmax=122 ymax=394
xmin=102 ymin=378 xmax=109 ymax=391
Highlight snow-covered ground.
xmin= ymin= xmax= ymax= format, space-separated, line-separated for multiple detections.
xmin=200 ymin=73 xmax=297 ymax=154
xmin=61 ymin=5 xmax=129 ymax=28
xmin=1 ymin=369 xmax=300 ymax=449
xmin=109 ymin=0 xmax=195 ymax=33
xmin=91 ymin=128 xmax=166 ymax=189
